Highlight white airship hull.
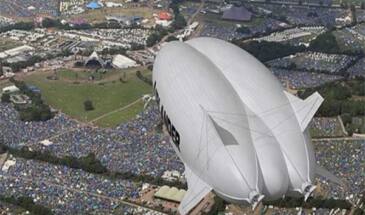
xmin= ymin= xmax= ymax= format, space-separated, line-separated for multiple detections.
xmin=153 ymin=37 xmax=326 ymax=215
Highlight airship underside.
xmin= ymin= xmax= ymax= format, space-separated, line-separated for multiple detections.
xmin=152 ymin=37 xmax=336 ymax=215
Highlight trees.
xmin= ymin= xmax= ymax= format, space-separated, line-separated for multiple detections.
xmin=130 ymin=43 xmax=144 ymax=50
xmin=0 ymin=196 xmax=53 ymax=215
xmin=19 ymin=104 xmax=53 ymax=122
xmin=0 ymin=22 xmax=34 ymax=33
xmin=165 ymin=35 xmax=178 ymax=42
xmin=84 ymin=100 xmax=94 ymax=111
xmin=236 ymin=26 xmax=251 ymax=34
xmin=172 ymin=14 xmax=187 ymax=30
xmin=41 ymin=18 xmax=62 ymax=28
xmin=263 ymin=196 xmax=352 ymax=209
xmin=1 ymin=93 xmax=10 ymax=103
xmin=146 ymin=33 xmax=161 ymax=47
xmin=169 ymin=0 xmax=186 ymax=30
xmin=0 ymin=141 xmax=7 ymax=154
xmin=298 ymin=80 xmax=365 ymax=127
xmin=234 ymin=40 xmax=306 ymax=62
xmin=308 ymin=32 xmax=340 ymax=54
xmin=146 ymin=26 xmax=168 ymax=47
xmin=8 ymin=79 xmax=54 ymax=121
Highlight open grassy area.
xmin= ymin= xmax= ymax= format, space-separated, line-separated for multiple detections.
xmin=94 ymin=100 xmax=145 ymax=127
xmin=56 ymin=68 xmax=131 ymax=82
xmin=22 ymin=68 xmax=152 ymax=127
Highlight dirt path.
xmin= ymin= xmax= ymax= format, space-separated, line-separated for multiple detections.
xmin=90 ymin=98 xmax=142 ymax=123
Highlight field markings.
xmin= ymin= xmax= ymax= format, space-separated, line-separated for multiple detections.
xmin=90 ymin=97 xmax=143 ymax=123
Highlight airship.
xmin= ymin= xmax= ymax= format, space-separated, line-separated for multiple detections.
xmin=152 ymin=37 xmax=336 ymax=215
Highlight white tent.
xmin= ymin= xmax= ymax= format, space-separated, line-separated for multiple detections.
xmin=2 ymin=85 xmax=19 ymax=94
xmin=112 ymin=54 xmax=137 ymax=69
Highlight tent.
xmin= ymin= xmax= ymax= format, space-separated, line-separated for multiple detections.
xmin=86 ymin=1 xmax=102 ymax=9
xmin=112 ymin=54 xmax=138 ymax=69
xmin=85 ymin=51 xmax=104 ymax=68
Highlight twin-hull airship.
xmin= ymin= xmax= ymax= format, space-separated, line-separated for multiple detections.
xmin=152 ymin=37 xmax=335 ymax=215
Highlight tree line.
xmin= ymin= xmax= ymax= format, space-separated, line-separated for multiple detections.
xmin=0 ymin=141 xmax=187 ymax=189
xmin=0 ymin=195 xmax=53 ymax=215
xmin=2 ymin=79 xmax=54 ymax=122
xmin=298 ymin=78 xmax=365 ymax=135
xmin=263 ymin=196 xmax=352 ymax=210
xmin=234 ymin=30 xmax=364 ymax=64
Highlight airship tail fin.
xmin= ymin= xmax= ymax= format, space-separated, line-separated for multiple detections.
xmin=179 ymin=166 xmax=212 ymax=215
xmin=284 ymin=91 xmax=324 ymax=131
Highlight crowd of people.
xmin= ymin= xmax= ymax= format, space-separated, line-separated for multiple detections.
xmin=310 ymin=117 xmax=346 ymax=138
xmin=271 ymin=68 xmax=343 ymax=89
xmin=0 ymin=102 xmax=184 ymax=178
xmin=65 ymin=28 xmax=152 ymax=48
xmin=0 ymin=157 xmax=162 ymax=214
xmin=346 ymin=57 xmax=365 ymax=78
xmin=0 ymin=0 xmax=59 ymax=17
xmin=313 ymin=139 xmax=365 ymax=206
xmin=200 ymin=22 xmax=241 ymax=41
xmin=200 ymin=17 xmax=286 ymax=41
xmin=268 ymin=52 xmax=356 ymax=74
xmin=251 ymin=4 xmax=350 ymax=27
xmin=253 ymin=26 xmax=325 ymax=43
xmin=1 ymin=92 xmax=364 ymax=213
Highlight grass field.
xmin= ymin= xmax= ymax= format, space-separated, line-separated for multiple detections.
xmin=94 ymin=100 xmax=145 ymax=127
xmin=22 ymin=68 xmax=152 ymax=127
xmin=56 ymin=68 xmax=127 ymax=82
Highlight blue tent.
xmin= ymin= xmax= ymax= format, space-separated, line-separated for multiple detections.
xmin=86 ymin=1 xmax=102 ymax=9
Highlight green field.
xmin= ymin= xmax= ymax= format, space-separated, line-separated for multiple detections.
xmin=94 ymin=100 xmax=145 ymax=127
xmin=23 ymin=68 xmax=152 ymax=127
